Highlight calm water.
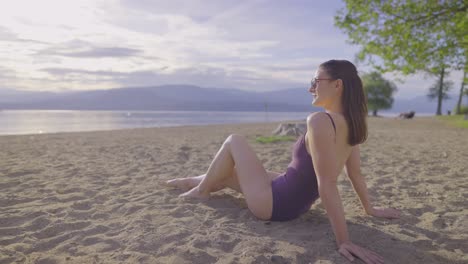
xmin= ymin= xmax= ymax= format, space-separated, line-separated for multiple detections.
xmin=0 ymin=110 xmax=312 ymax=135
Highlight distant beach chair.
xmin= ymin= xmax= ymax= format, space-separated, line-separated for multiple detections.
xmin=398 ymin=111 xmax=415 ymax=119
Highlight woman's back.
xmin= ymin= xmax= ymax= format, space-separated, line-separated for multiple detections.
xmin=305 ymin=112 xmax=353 ymax=173
xmin=270 ymin=112 xmax=348 ymax=221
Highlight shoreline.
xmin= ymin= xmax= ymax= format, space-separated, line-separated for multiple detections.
xmin=0 ymin=114 xmax=442 ymax=137
xmin=0 ymin=119 xmax=304 ymax=137
xmin=0 ymin=110 xmax=310 ymax=137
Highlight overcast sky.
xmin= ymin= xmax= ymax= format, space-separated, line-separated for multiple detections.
xmin=0 ymin=0 xmax=463 ymax=99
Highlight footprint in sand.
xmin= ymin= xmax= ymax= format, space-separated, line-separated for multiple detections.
xmin=32 ymin=221 xmax=91 ymax=240
xmin=58 ymin=195 xmax=88 ymax=203
xmin=0 ymin=181 xmax=21 ymax=189
xmin=124 ymin=205 xmax=145 ymax=216
xmin=24 ymin=216 xmax=51 ymax=232
xmin=7 ymin=169 xmax=42 ymax=178
xmin=212 ymin=232 xmax=241 ymax=252
xmin=375 ymin=177 xmax=393 ymax=185
xmin=81 ymin=237 xmax=121 ymax=252
xmin=180 ymin=248 xmax=217 ymax=263
xmin=55 ymin=187 xmax=82 ymax=195
xmin=71 ymin=201 xmax=92 ymax=211
xmin=0 ymin=196 xmax=37 ymax=207
xmin=35 ymin=257 xmax=59 ymax=264
xmin=0 ymin=211 xmax=46 ymax=228
xmin=433 ymin=214 xmax=460 ymax=230
xmin=91 ymin=212 xmax=110 ymax=220
xmin=177 ymin=145 xmax=192 ymax=161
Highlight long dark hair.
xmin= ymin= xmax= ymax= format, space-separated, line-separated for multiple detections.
xmin=320 ymin=60 xmax=368 ymax=145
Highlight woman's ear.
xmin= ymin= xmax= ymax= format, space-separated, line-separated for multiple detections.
xmin=335 ymin=79 xmax=344 ymax=95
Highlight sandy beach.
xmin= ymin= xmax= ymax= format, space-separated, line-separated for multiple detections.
xmin=1 ymin=117 xmax=467 ymax=264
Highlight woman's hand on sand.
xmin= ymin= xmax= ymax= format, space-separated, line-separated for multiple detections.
xmin=369 ymin=207 xmax=400 ymax=219
xmin=338 ymin=241 xmax=384 ymax=264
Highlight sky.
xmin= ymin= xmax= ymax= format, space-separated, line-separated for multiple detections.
xmin=0 ymin=0 xmax=463 ymax=99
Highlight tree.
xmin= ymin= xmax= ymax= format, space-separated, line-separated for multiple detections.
xmin=362 ymin=72 xmax=397 ymax=116
xmin=427 ymin=77 xmax=453 ymax=102
xmin=335 ymin=1 xmax=467 ymax=115
xmin=428 ymin=65 xmax=450 ymax=115
xmin=456 ymin=68 xmax=467 ymax=114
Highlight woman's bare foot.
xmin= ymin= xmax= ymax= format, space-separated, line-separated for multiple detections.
xmin=179 ymin=186 xmax=210 ymax=200
xmin=165 ymin=177 xmax=200 ymax=191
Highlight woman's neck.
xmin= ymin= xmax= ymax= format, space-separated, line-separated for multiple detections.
xmin=325 ymin=100 xmax=343 ymax=115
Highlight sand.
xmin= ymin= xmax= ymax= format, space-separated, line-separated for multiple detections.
xmin=0 ymin=117 xmax=467 ymax=264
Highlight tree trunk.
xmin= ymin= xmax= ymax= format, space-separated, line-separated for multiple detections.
xmin=456 ymin=68 xmax=467 ymax=115
xmin=372 ymin=109 xmax=378 ymax=116
xmin=436 ymin=67 xmax=445 ymax=115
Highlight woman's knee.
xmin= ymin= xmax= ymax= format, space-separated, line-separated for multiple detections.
xmin=226 ymin=134 xmax=246 ymax=145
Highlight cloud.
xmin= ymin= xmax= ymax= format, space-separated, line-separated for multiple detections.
xmin=0 ymin=26 xmax=17 ymax=40
xmin=263 ymin=61 xmax=324 ymax=72
xmin=0 ymin=66 xmax=17 ymax=86
xmin=54 ymin=47 xmax=141 ymax=58
xmin=118 ymin=0 xmax=243 ymax=22
xmin=37 ymin=39 xmax=142 ymax=58
xmin=37 ymin=65 xmax=304 ymax=92
xmin=0 ymin=0 xmax=462 ymax=100
xmin=107 ymin=1 xmax=350 ymax=60
xmin=42 ymin=68 xmax=127 ymax=77
xmin=0 ymin=26 xmax=49 ymax=44
xmin=1 ymin=0 xmax=343 ymax=92
xmin=117 ymin=66 xmax=306 ymax=91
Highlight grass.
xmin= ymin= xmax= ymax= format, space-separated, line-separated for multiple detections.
xmin=437 ymin=115 xmax=468 ymax=128
xmin=255 ymin=135 xmax=296 ymax=144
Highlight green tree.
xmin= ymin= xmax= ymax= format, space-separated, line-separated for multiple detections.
xmin=335 ymin=1 xmax=467 ymax=115
xmin=455 ymin=68 xmax=467 ymax=114
xmin=427 ymin=78 xmax=453 ymax=102
xmin=362 ymin=72 xmax=397 ymax=116
xmin=428 ymin=65 xmax=451 ymax=115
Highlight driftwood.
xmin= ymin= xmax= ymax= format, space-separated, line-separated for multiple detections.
xmin=273 ymin=123 xmax=306 ymax=137
xmin=398 ymin=111 xmax=415 ymax=119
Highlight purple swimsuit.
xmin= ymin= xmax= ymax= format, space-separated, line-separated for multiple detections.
xmin=270 ymin=113 xmax=336 ymax=221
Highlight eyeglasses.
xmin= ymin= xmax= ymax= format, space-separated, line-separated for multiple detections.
xmin=311 ymin=78 xmax=334 ymax=88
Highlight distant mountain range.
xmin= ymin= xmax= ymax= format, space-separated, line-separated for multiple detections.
xmin=0 ymin=85 xmax=464 ymax=114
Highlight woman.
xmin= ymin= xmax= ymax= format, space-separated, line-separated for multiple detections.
xmin=167 ymin=59 xmax=400 ymax=264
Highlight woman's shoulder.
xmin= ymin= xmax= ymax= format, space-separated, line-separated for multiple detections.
xmin=306 ymin=111 xmax=348 ymax=139
xmin=306 ymin=111 xmax=335 ymax=125
xmin=306 ymin=112 xmax=335 ymax=133
xmin=306 ymin=111 xmax=325 ymax=121
xmin=307 ymin=111 xmax=346 ymax=125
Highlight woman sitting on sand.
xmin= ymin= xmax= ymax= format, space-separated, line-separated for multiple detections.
xmin=167 ymin=59 xmax=400 ymax=264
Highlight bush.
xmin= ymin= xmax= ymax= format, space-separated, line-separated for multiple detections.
xmin=437 ymin=115 xmax=468 ymax=128
xmin=453 ymin=105 xmax=468 ymax=114
xmin=255 ymin=135 xmax=296 ymax=144
xmin=460 ymin=105 xmax=468 ymax=114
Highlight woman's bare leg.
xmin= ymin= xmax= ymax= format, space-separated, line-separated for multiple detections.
xmin=167 ymin=169 xmax=280 ymax=192
xmin=180 ymin=134 xmax=273 ymax=220
xmin=166 ymin=170 xmax=240 ymax=192
xmin=166 ymin=175 xmax=205 ymax=191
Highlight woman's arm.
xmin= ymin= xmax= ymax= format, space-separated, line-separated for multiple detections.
xmin=307 ymin=113 xmax=349 ymax=246
xmin=346 ymin=145 xmax=401 ymax=219
xmin=308 ymin=113 xmax=385 ymax=264
xmin=345 ymin=145 xmax=373 ymax=214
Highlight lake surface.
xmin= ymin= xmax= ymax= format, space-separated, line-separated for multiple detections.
xmin=0 ymin=110 xmax=432 ymax=136
xmin=0 ymin=110 xmax=312 ymax=135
